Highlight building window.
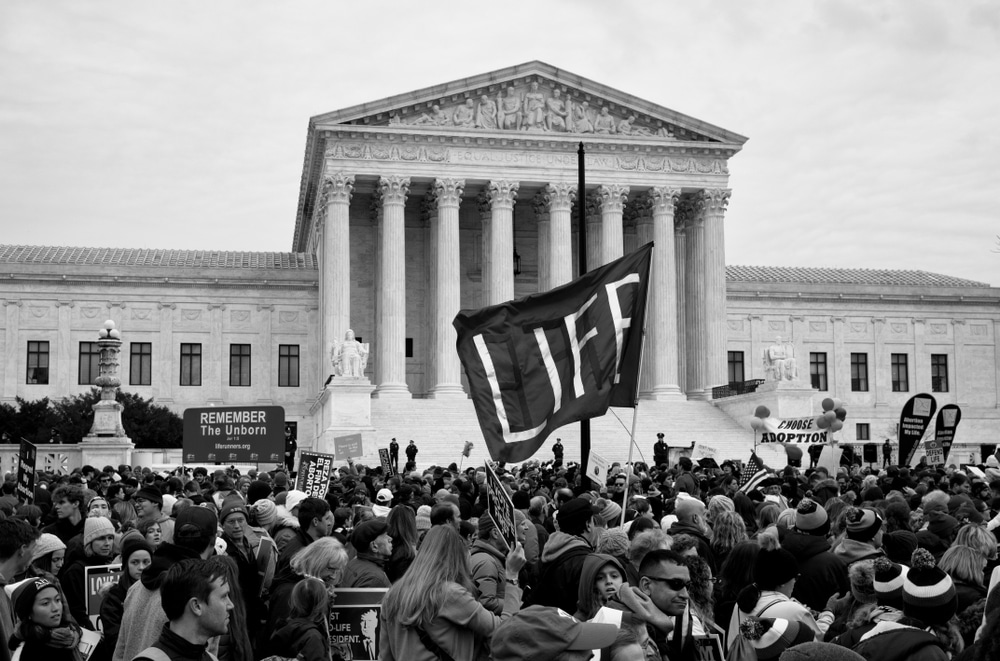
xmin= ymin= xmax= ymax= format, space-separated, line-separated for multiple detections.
xmin=130 ymin=342 xmax=152 ymax=386
xmin=931 ymin=354 xmax=949 ymax=392
xmin=857 ymin=423 xmax=870 ymax=441
xmin=405 ymin=338 xmax=414 ymax=358
xmin=728 ymin=351 xmax=745 ymax=384
xmin=180 ymin=343 xmax=202 ymax=386
xmin=891 ymin=353 xmax=909 ymax=392
xmin=851 ymin=353 xmax=869 ymax=392
xmin=809 ymin=352 xmax=828 ymax=391
xmin=230 ymin=344 xmax=251 ymax=387
xmin=278 ymin=344 xmax=300 ymax=387
xmin=26 ymin=341 xmax=50 ymax=384
xmin=78 ymin=342 xmax=101 ymax=385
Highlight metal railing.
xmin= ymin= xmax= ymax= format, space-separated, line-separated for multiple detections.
xmin=711 ymin=379 xmax=766 ymax=399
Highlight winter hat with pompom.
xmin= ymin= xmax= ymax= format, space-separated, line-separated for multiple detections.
xmin=753 ymin=532 xmax=799 ymax=589
xmin=845 ymin=507 xmax=882 ymax=542
xmin=794 ymin=498 xmax=829 ymax=536
xmin=873 ymin=556 xmax=908 ymax=610
xmin=741 ymin=617 xmax=814 ymax=660
xmin=902 ymin=548 xmax=957 ymax=626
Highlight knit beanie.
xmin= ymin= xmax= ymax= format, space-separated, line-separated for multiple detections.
xmin=479 ymin=512 xmax=498 ymax=537
xmin=902 ymin=548 xmax=957 ymax=626
xmin=219 ymin=499 xmax=248 ymax=525
xmin=794 ymin=498 xmax=829 ymax=536
xmin=84 ymin=516 xmax=115 ymax=546
xmin=596 ymin=527 xmax=630 ymax=558
xmin=251 ymin=499 xmax=277 ymax=528
xmin=120 ymin=538 xmax=153 ymax=567
xmin=31 ymin=533 xmax=66 ymax=563
xmin=845 ymin=507 xmax=883 ymax=542
xmin=511 ymin=491 xmax=531 ymax=510
xmin=779 ymin=642 xmax=866 ymax=661
xmin=135 ymin=485 xmax=163 ymax=506
xmin=416 ymin=505 xmax=432 ymax=532
xmin=598 ymin=500 xmax=623 ymax=527
xmin=862 ymin=486 xmax=884 ymax=503
xmin=925 ymin=510 xmax=959 ymax=541
xmin=873 ymin=556 xmax=908 ymax=610
xmin=881 ymin=530 xmax=918 ymax=566
xmin=753 ymin=535 xmax=799 ymax=589
xmin=12 ymin=578 xmax=60 ymax=621
xmin=741 ymin=617 xmax=814 ymax=660
xmin=247 ymin=481 xmax=272 ymax=505
xmin=848 ymin=560 xmax=877 ymax=604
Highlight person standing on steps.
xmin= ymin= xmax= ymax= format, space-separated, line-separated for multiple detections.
xmin=405 ymin=440 xmax=418 ymax=471
xmin=653 ymin=432 xmax=669 ymax=468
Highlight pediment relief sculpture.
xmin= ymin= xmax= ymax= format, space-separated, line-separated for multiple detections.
xmin=375 ymin=81 xmax=692 ymax=140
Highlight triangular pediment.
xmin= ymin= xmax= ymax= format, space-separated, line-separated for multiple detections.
xmin=310 ymin=61 xmax=746 ymax=145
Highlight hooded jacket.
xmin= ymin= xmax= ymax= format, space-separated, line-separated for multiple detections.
xmin=783 ymin=530 xmax=851 ymax=612
xmin=469 ymin=539 xmax=507 ymax=616
xmin=667 ymin=521 xmax=717 ymax=573
xmin=531 ymin=531 xmax=592 ymax=613
xmin=850 ymin=620 xmax=949 ymax=661
xmin=268 ymin=618 xmax=328 ymax=661
xmin=832 ymin=537 xmax=883 ymax=567
xmin=574 ymin=553 xmax=626 ymax=621
xmin=132 ymin=622 xmax=218 ymax=661
xmin=341 ymin=552 xmax=390 ymax=588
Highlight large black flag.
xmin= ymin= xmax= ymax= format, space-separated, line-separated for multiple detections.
xmin=454 ymin=244 xmax=652 ymax=463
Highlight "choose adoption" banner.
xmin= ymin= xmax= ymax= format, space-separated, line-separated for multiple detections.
xmin=759 ymin=416 xmax=829 ymax=444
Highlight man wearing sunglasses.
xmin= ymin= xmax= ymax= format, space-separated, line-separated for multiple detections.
xmin=638 ymin=549 xmax=692 ymax=659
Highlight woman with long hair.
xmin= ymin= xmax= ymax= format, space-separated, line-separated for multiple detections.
xmin=714 ymin=540 xmax=759 ymax=628
xmin=939 ymin=545 xmax=988 ymax=614
xmin=267 ymin=578 xmax=331 ymax=661
xmin=59 ymin=517 xmax=116 ymax=630
xmin=8 ymin=578 xmax=82 ymax=661
xmin=380 ymin=525 xmax=521 ymax=661
xmin=710 ymin=510 xmax=748 ymax=570
xmin=385 ymin=504 xmax=417 ymax=583
xmin=93 ymin=539 xmax=152 ymax=661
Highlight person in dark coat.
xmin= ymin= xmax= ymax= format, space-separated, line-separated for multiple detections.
xmin=783 ymin=498 xmax=850 ymax=611
xmin=667 ymin=497 xmax=717 ymax=573
xmin=531 ymin=498 xmax=600 ymax=614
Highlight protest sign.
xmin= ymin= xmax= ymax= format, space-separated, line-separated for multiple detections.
xmin=183 ymin=406 xmax=284 ymax=463
xmin=335 ymin=433 xmax=363 ymax=460
xmin=329 ymin=588 xmax=388 ymax=661
xmin=899 ymin=394 xmax=937 ymax=467
xmin=296 ymin=451 xmax=336 ymax=497
xmin=692 ymin=442 xmax=719 ymax=460
xmin=934 ymin=404 xmax=962 ymax=462
xmin=15 ymin=439 xmax=36 ymax=503
xmin=85 ymin=563 xmax=121 ymax=626
xmin=758 ymin=416 xmax=828 ymax=444
xmin=924 ymin=440 xmax=945 ymax=467
xmin=378 ymin=448 xmax=394 ymax=476
xmin=586 ymin=450 xmax=609 ymax=488
xmin=484 ymin=463 xmax=517 ymax=551
xmin=693 ymin=634 xmax=725 ymax=661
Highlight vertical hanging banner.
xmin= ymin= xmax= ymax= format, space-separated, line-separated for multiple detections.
xmin=899 ymin=393 xmax=937 ymax=467
xmin=15 ymin=439 xmax=36 ymax=503
xmin=935 ymin=404 xmax=962 ymax=463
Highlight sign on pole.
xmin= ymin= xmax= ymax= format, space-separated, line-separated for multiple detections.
xmin=899 ymin=394 xmax=937 ymax=467
xmin=924 ymin=440 xmax=945 ymax=467
xmin=296 ymin=451 xmax=336 ymax=498
xmin=329 ymin=588 xmax=388 ymax=661
xmin=484 ymin=463 xmax=517 ymax=551
xmin=586 ymin=450 xmax=609 ymax=488
xmin=378 ymin=448 xmax=394 ymax=476
xmin=334 ymin=433 xmax=363 ymax=460
xmin=183 ymin=406 xmax=284 ymax=464
xmin=15 ymin=439 xmax=36 ymax=503
xmin=934 ymin=404 xmax=962 ymax=463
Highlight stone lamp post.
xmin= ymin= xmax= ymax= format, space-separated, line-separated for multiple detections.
xmin=83 ymin=320 xmax=134 ymax=465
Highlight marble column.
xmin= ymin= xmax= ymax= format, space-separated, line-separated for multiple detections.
xmin=533 ymin=192 xmax=550 ymax=293
xmin=647 ymin=187 xmax=683 ymax=399
xmin=320 ymin=173 xmax=354 ymax=380
xmin=429 ymin=178 xmax=466 ymax=398
xmin=545 ymin=183 xmax=576 ymax=288
xmin=700 ymin=188 xmax=731 ymax=396
xmin=2 ymin=301 xmax=21 ymax=401
xmin=674 ymin=211 xmax=688 ymax=394
xmin=586 ymin=193 xmax=601 ymax=272
xmin=485 ymin=180 xmax=519 ymax=305
xmin=374 ymin=175 xmax=411 ymax=398
xmin=597 ymin=184 xmax=629 ymax=266
xmin=477 ymin=192 xmax=492 ymax=307
xmin=155 ymin=303 xmax=175 ymax=403
xmin=684 ymin=197 xmax=706 ymax=398
xmin=634 ymin=197 xmax=655 ymax=397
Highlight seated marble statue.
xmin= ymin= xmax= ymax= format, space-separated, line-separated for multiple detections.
xmin=544 ymin=89 xmax=569 ymax=132
xmin=498 ymin=87 xmax=522 ymax=130
xmin=594 ymin=106 xmax=616 ymax=134
xmin=476 ymin=95 xmax=498 ymax=129
xmin=572 ymin=101 xmax=594 ymax=133
xmin=763 ymin=336 xmax=798 ymax=381
xmin=454 ymin=99 xmax=475 ymax=128
xmin=523 ymin=82 xmax=546 ymax=130
xmin=331 ymin=329 xmax=370 ymax=378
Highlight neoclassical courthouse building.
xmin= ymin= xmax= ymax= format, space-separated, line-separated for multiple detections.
xmin=1 ymin=62 xmax=998 ymax=468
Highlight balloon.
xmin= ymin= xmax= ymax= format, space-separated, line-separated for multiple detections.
xmin=830 ymin=419 xmax=844 ymax=432
xmin=821 ymin=398 xmax=835 ymax=412
xmin=832 ymin=398 xmax=844 ymax=408
xmin=824 ymin=410 xmax=837 ymax=423
xmin=834 ymin=407 xmax=847 ymax=421
xmin=754 ymin=405 xmax=771 ymax=419
xmin=750 ymin=418 xmax=765 ymax=431
xmin=816 ymin=416 xmax=830 ymax=429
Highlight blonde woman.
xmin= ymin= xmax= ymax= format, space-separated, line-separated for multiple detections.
xmin=939 ymin=545 xmax=987 ymax=613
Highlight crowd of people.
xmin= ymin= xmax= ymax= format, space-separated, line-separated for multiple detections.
xmin=0 ymin=443 xmax=997 ymax=660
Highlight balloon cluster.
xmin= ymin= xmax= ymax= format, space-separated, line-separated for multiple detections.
xmin=749 ymin=405 xmax=770 ymax=431
xmin=816 ymin=397 xmax=847 ymax=433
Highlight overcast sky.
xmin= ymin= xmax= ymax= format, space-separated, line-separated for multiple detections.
xmin=1 ymin=1 xmax=997 ymax=285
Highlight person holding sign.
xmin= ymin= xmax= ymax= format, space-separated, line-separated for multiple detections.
xmin=8 ymin=577 xmax=83 ymax=661
xmin=60 ymin=516 xmax=115 ymax=630
xmin=470 ymin=513 xmax=527 ymax=616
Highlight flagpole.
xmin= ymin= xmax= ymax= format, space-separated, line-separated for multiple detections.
xmin=578 ymin=141 xmax=591 ymax=478
xmin=620 ymin=276 xmax=653 ymax=530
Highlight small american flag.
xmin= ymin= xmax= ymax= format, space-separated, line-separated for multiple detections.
xmin=738 ymin=452 xmax=770 ymax=493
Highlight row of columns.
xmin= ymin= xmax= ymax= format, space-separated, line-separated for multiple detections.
xmin=316 ymin=172 xmax=730 ymax=400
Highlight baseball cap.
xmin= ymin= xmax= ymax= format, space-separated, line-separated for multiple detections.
xmin=376 ymin=488 xmax=393 ymax=504
xmin=492 ymin=606 xmax=619 ymax=661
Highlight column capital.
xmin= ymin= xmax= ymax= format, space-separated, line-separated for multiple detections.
xmin=699 ymin=188 xmax=732 ymax=214
xmin=597 ymin=184 xmax=630 ymax=213
xmin=544 ymin=183 xmax=576 ymax=212
xmin=378 ymin=175 xmax=410 ymax=206
xmin=486 ymin=180 xmax=519 ymax=210
xmin=433 ymin=178 xmax=465 ymax=208
xmin=649 ymin=186 xmax=682 ymax=213
xmin=322 ymin=172 xmax=355 ymax=204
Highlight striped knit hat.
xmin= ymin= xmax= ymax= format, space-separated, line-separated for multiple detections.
xmin=873 ymin=556 xmax=908 ymax=610
xmin=741 ymin=617 xmax=814 ymax=660
xmin=902 ymin=548 xmax=957 ymax=626
xmin=794 ymin=498 xmax=829 ymax=536
xmin=845 ymin=507 xmax=883 ymax=542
